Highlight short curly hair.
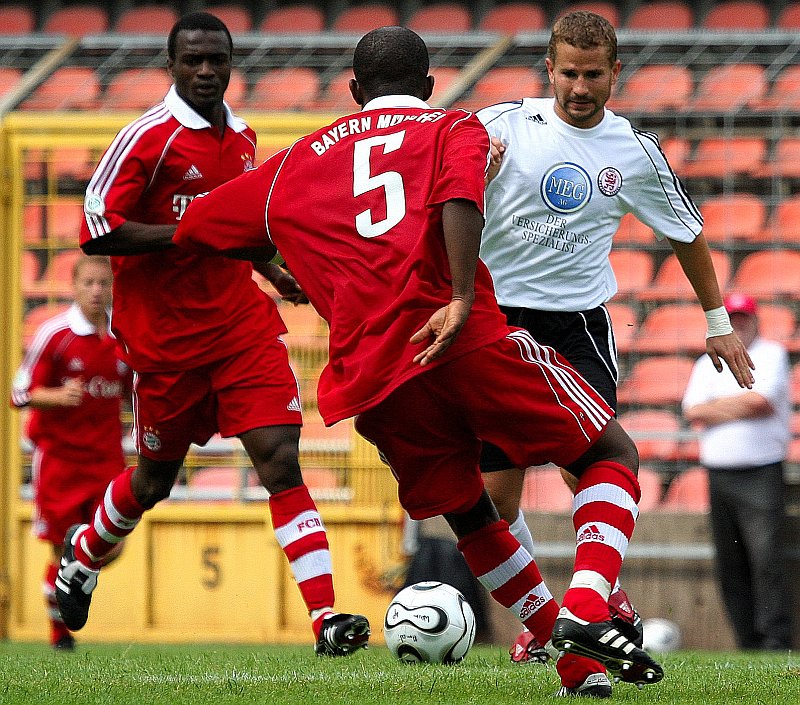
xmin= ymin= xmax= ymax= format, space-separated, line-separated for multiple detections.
xmin=167 ymin=12 xmax=232 ymax=60
xmin=547 ymin=11 xmax=617 ymax=65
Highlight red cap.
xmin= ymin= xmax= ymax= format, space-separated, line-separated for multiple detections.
xmin=724 ymin=292 xmax=758 ymax=316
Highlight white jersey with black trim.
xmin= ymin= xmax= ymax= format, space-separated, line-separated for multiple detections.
xmin=478 ymin=97 xmax=703 ymax=311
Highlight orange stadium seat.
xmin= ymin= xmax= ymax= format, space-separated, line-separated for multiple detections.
xmin=187 ymin=466 xmax=258 ymax=499
xmin=757 ymin=194 xmax=800 ymax=243
xmin=458 ymin=66 xmax=544 ymax=111
xmin=777 ymin=2 xmax=800 ymax=27
xmin=756 ymin=303 xmax=798 ymax=351
xmin=640 ymin=251 xmax=731 ymax=302
xmin=22 ymin=250 xmax=42 ymax=297
xmin=636 ymin=467 xmax=665 ymax=511
xmin=247 ymin=67 xmax=320 ymax=111
xmin=259 ymin=5 xmax=326 ymax=32
xmin=701 ymin=0 xmax=770 ymax=29
xmin=755 ymin=65 xmax=800 ymax=112
xmin=479 ymin=3 xmax=547 ymax=33
xmin=609 ymin=249 xmax=654 ymax=297
xmin=312 ymin=68 xmax=357 ymax=113
xmin=792 ymin=363 xmax=800 ymax=401
xmin=407 ymin=3 xmax=473 ymax=32
xmin=332 ymin=4 xmax=399 ymax=31
xmin=50 ymin=146 xmax=96 ymax=182
xmin=682 ymin=137 xmax=766 ymax=179
xmin=23 ymin=204 xmax=44 ymax=244
xmin=23 ymin=303 xmax=71 ymax=349
xmin=39 ymin=249 xmax=83 ymax=297
xmin=699 ymin=194 xmax=767 ymax=245
xmin=0 ymin=66 xmax=22 ymax=99
xmin=614 ymin=213 xmax=654 ymax=245
xmin=0 ymin=5 xmax=35 ymax=34
xmin=520 ymin=466 xmax=574 ymax=512
xmin=618 ymin=409 xmax=682 ymax=462
xmin=226 ymin=68 xmax=248 ymax=108
xmin=660 ymin=136 xmax=691 ymax=174
xmin=762 ymin=137 xmax=800 ymax=178
xmin=428 ymin=66 xmax=460 ymax=104
xmin=115 ymin=5 xmax=179 ymax=34
xmin=731 ymin=250 xmax=800 ymax=298
xmin=617 ymin=355 xmax=695 ymax=406
xmin=610 ymin=65 xmax=693 ymax=113
xmin=556 ymin=2 xmax=621 ymax=26
xmin=626 ymin=2 xmax=695 ymax=29
xmin=690 ymin=64 xmax=767 ymax=112
xmin=661 ymin=467 xmax=709 ymax=512
xmin=630 ymin=303 xmax=707 ymax=355
xmin=606 ymin=301 xmax=638 ymax=354
xmin=46 ymin=201 xmax=85 ymax=244
xmin=20 ymin=67 xmax=101 ymax=111
xmin=43 ymin=6 xmax=109 ymax=36
xmin=206 ymin=4 xmax=253 ymax=33
xmin=102 ymin=68 xmax=172 ymax=111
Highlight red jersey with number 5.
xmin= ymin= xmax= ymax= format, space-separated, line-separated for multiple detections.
xmin=78 ymin=87 xmax=285 ymax=372
xmin=175 ymin=97 xmax=509 ymax=424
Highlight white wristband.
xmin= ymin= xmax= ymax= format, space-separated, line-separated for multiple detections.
xmin=705 ymin=306 xmax=733 ymax=338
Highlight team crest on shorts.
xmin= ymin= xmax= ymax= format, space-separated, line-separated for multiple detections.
xmin=142 ymin=427 xmax=161 ymax=452
xmin=597 ymin=167 xmax=623 ymax=196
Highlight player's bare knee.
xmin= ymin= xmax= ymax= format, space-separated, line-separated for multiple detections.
xmin=566 ymin=418 xmax=639 ymax=478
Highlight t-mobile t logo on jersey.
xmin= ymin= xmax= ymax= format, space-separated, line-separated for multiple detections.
xmin=172 ymin=194 xmax=196 ymax=220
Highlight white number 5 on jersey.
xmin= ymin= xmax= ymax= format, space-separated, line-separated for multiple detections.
xmin=353 ymin=131 xmax=406 ymax=238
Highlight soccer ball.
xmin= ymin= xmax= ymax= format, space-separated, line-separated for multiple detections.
xmin=384 ymin=581 xmax=476 ymax=664
xmin=642 ymin=617 xmax=682 ymax=653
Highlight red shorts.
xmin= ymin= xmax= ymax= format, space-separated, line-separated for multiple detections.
xmin=32 ymin=448 xmax=124 ymax=544
xmin=132 ymin=337 xmax=302 ymax=460
xmin=355 ymin=329 xmax=612 ymax=519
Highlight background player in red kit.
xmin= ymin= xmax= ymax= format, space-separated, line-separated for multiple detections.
xmin=11 ymin=255 xmax=129 ymax=651
xmin=57 ymin=12 xmax=369 ymax=656
xmin=174 ymin=26 xmax=664 ymax=697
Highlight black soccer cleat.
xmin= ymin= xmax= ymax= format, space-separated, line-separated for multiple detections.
xmin=314 ymin=613 xmax=371 ymax=656
xmin=551 ymin=608 xmax=664 ymax=687
xmin=55 ymin=524 xmax=99 ymax=632
xmin=608 ymin=588 xmax=644 ymax=648
xmin=53 ymin=634 xmax=76 ymax=652
xmin=554 ymin=672 xmax=613 ymax=699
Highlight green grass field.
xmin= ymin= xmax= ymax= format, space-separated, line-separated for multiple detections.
xmin=1 ymin=642 xmax=798 ymax=704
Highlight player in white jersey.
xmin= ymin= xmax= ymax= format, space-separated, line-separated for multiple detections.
xmin=475 ymin=11 xmax=755 ymax=674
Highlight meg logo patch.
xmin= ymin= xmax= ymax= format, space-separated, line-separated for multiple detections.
xmin=541 ymin=163 xmax=591 ymax=214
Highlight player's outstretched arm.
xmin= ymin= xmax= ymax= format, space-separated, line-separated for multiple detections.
xmin=255 ymin=262 xmax=309 ymax=304
xmin=411 ymin=198 xmax=483 ymax=366
xmin=668 ymin=233 xmax=755 ymax=388
xmin=82 ymin=222 xmax=177 ymax=256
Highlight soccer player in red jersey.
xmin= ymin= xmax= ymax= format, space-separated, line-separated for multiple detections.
xmin=11 ymin=255 xmax=129 ymax=651
xmin=174 ymin=26 xmax=665 ymax=695
xmin=57 ymin=12 xmax=369 ymax=656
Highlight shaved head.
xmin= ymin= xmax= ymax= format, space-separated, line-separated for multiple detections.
xmin=353 ymin=26 xmax=430 ymax=100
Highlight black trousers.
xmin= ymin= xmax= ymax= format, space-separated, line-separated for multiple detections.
xmin=707 ymin=462 xmax=792 ymax=650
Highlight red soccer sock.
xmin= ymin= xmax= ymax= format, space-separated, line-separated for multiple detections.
xmin=74 ymin=466 xmax=144 ymax=569
xmin=269 ymin=484 xmax=335 ymax=638
xmin=556 ymin=653 xmax=607 ymax=688
xmin=457 ymin=520 xmax=559 ymax=647
xmin=562 ymin=461 xmax=640 ymax=623
xmin=44 ymin=562 xmax=70 ymax=644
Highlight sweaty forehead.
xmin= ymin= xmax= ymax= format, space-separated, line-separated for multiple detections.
xmin=174 ymin=29 xmax=231 ymax=57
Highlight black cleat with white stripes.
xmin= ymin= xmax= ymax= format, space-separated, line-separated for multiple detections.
xmin=552 ymin=608 xmax=664 ymax=687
